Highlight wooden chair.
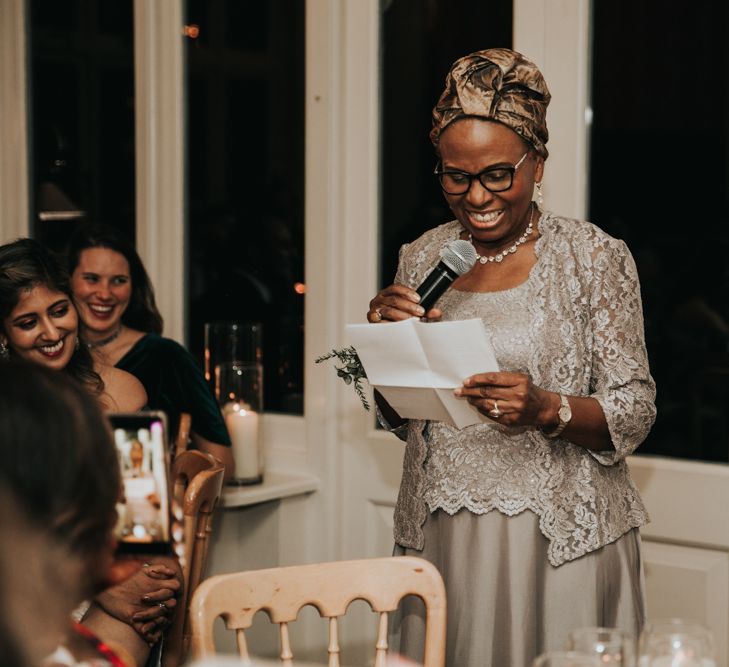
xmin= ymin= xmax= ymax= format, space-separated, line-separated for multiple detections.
xmin=188 ymin=555 xmax=447 ymax=667
xmin=161 ymin=450 xmax=226 ymax=667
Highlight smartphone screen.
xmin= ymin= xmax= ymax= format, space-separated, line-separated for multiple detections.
xmin=110 ymin=412 xmax=172 ymax=554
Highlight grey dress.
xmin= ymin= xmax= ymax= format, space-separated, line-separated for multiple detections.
xmin=386 ymin=211 xmax=656 ymax=667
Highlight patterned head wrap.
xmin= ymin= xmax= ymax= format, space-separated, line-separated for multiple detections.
xmin=430 ymin=48 xmax=551 ymax=158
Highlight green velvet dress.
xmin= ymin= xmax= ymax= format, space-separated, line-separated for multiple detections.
xmin=116 ymin=333 xmax=231 ymax=446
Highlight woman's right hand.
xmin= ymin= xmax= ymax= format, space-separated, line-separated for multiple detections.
xmin=367 ymin=284 xmax=441 ymax=323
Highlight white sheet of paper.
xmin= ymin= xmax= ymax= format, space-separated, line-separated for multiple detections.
xmin=346 ymin=318 xmax=499 ymax=429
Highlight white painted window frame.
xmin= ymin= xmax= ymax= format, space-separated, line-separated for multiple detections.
xmin=0 ymin=0 xmax=30 ymax=242
xmin=133 ymin=0 xmax=185 ymax=344
xmin=513 ymin=0 xmax=591 ymax=220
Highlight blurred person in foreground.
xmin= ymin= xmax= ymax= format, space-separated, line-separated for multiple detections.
xmin=0 ymin=361 xmax=159 ymax=666
xmin=369 ymin=48 xmax=656 ymax=665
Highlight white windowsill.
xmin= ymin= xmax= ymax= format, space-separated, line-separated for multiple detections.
xmin=220 ymin=470 xmax=319 ymax=509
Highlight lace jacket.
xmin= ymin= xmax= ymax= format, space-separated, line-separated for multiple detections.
xmin=388 ymin=211 xmax=656 ymax=566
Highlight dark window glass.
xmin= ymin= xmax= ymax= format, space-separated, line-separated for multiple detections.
xmin=589 ymin=2 xmax=729 ymax=462
xmin=379 ymin=0 xmax=513 ymax=287
xmin=225 ymin=0 xmax=268 ymax=51
xmin=186 ymin=0 xmax=305 ymax=414
xmin=29 ymin=0 xmax=136 ymax=251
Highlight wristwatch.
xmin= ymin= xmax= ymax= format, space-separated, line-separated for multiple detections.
xmin=542 ymin=394 xmax=572 ymax=439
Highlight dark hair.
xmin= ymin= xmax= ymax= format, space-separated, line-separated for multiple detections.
xmin=66 ymin=224 xmax=164 ymax=334
xmin=0 ymin=361 xmax=120 ymax=564
xmin=0 ymin=238 xmax=103 ymax=394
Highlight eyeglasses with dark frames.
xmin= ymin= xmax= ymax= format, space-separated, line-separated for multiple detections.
xmin=434 ymin=151 xmax=529 ymax=195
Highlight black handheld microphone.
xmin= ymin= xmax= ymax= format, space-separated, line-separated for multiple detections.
xmin=416 ymin=239 xmax=477 ymax=311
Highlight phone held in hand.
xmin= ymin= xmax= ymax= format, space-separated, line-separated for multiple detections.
xmin=109 ymin=411 xmax=173 ymax=555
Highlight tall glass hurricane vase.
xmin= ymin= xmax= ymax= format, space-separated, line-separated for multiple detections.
xmin=208 ymin=322 xmax=264 ymax=485
xmin=638 ymin=619 xmax=715 ymax=667
xmin=567 ymin=627 xmax=636 ymax=666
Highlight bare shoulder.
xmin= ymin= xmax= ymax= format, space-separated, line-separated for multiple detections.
xmin=97 ymin=364 xmax=148 ymax=412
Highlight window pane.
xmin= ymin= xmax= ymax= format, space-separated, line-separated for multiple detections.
xmin=29 ymin=0 xmax=136 ymax=251
xmin=589 ymin=2 xmax=729 ymax=462
xmin=185 ymin=0 xmax=305 ymax=414
xmin=379 ymin=0 xmax=513 ymax=287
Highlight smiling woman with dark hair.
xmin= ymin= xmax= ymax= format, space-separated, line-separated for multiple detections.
xmin=370 ymin=48 xmax=656 ymax=665
xmin=0 ymin=238 xmax=146 ymax=412
xmin=66 ymin=224 xmax=234 ymax=479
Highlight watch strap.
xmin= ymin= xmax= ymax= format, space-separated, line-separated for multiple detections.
xmin=542 ymin=393 xmax=571 ymax=439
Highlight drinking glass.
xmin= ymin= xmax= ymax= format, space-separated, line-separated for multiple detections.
xmin=533 ymin=651 xmax=601 ymax=667
xmin=567 ymin=627 xmax=636 ymax=666
xmin=637 ymin=618 xmax=715 ymax=666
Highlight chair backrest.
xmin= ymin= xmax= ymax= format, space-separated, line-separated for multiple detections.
xmin=162 ymin=449 xmax=225 ymax=667
xmin=189 ymin=556 xmax=447 ymax=667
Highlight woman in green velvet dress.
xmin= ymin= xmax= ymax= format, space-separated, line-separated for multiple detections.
xmin=67 ymin=224 xmax=234 ymax=480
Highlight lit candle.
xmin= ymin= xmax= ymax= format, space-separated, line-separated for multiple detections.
xmin=223 ymin=402 xmax=261 ymax=482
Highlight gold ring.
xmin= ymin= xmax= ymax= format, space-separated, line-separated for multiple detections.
xmin=489 ymin=400 xmax=501 ymax=419
xmin=371 ymin=308 xmax=382 ymax=322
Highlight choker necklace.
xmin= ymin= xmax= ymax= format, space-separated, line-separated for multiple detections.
xmin=469 ymin=205 xmax=536 ymax=264
xmin=85 ymin=326 xmax=122 ymax=350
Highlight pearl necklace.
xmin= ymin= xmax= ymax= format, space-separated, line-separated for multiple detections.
xmin=469 ymin=205 xmax=536 ymax=264
xmin=84 ymin=326 xmax=122 ymax=350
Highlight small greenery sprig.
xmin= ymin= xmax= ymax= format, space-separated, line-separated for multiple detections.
xmin=315 ymin=346 xmax=370 ymax=411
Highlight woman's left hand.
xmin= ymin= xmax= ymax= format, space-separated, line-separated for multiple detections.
xmin=95 ymin=559 xmax=181 ymax=642
xmin=455 ymin=371 xmax=555 ymax=427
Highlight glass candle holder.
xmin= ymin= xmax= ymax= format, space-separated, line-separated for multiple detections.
xmin=638 ymin=618 xmax=715 ymax=667
xmin=216 ymin=361 xmax=264 ymax=485
xmin=567 ymin=627 xmax=636 ymax=666
xmin=204 ymin=321 xmax=263 ymax=389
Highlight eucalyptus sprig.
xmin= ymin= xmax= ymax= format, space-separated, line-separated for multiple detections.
xmin=315 ymin=345 xmax=370 ymax=411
